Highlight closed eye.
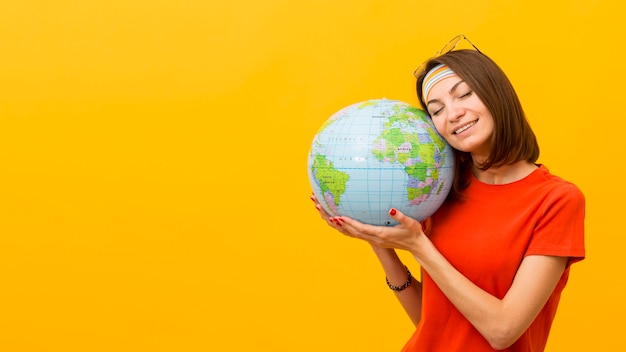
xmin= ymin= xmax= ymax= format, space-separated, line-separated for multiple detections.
xmin=430 ymin=91 xmax=471 ymax=117
xmin=430 ymin=106 xmax=444 ymax=117
xmin=459 ymin=90 xmax=472 ymax=98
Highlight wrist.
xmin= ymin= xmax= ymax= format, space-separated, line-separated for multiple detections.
xmin=386 ymin=265 xmax=413 ymax=292
xmin=409 ymin=231 xmax=432 ymax=258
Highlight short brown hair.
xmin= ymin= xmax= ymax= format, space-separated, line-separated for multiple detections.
xmin=415 ymin=50 xmax=539 ymax=199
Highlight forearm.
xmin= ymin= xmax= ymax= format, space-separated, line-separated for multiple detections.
xmin=410 ymin=235 xmax=566 ymax=349
xmin=371 ymin=246 xmax=422 ymax=326
xmin=411 ymin=238 xmax=503 ymax=341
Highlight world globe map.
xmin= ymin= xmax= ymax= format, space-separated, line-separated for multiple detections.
xmin=308 ymin=99 xmax=455 ymax=226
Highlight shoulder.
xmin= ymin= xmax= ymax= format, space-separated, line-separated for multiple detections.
xmin=535 ymin=165 xmax=584 ymax=199
xmin=533 ymin=165 xmax=585 ymax=213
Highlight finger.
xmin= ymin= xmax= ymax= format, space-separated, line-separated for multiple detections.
xmin=333 ymin=216 xmax=380 ymax=239
xmin=388 ymin=207 xmax=404 ymax=223
xmin=388 ymin=208 xmax=423 ymax=232
xmin=310 ymin=193 xmax=320 ymax=206
xmin=310 ymin=194 xmax=331 ymax=217
xmin=315 ymin=204 xmax=332 ymax=219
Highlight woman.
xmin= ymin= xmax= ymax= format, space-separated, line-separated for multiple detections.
xmin=310 ymin=37 xmax=585 ymax=351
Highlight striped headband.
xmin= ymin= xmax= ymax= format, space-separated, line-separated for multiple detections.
xmin=422 ymin=64 xmax=456 ymax=102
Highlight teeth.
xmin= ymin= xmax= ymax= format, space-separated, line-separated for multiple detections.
xmin=455 ymin=121 xmax=476 ymax=134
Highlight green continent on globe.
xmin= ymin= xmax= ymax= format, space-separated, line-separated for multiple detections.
xmin=426 ymin=122 xmax=448 ymax=154
xmin=311 ymin=153 xmax=349 ymax=207
xmin=371 ymin=105 xmax=444 ymax=203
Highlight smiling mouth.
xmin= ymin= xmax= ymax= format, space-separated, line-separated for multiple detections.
xmin=454 ymin=120 xmax=477 ymax=134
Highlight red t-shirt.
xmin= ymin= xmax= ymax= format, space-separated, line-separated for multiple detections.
xmin=402 ymin=165 xmax=585 ymax=351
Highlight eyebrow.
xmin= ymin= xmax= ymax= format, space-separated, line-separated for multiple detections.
xmin=426 ymin=79 xmax=465 ymax=106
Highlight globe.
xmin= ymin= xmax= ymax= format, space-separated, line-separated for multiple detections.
xmin=308 ymin=98 xmax=455 ymax=226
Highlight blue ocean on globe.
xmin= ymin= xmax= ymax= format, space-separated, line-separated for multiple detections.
xmin=308 ymin=98 xmax=454 ymax=226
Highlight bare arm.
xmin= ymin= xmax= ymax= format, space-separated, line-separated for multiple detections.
xmin=334 ymin=209 xmax=567 ymax=350
xmin=413 ymin=233 xmax=566 ymax=349
xmin=371 ymin=246 xmax=422 ymax=326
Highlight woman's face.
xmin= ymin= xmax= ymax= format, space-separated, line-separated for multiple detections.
xmin=425 ymin=75 xmax=494 ymax=161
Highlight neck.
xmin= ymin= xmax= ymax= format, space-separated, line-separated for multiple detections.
xmin=472 ymin=161 xmax=538 ymax=185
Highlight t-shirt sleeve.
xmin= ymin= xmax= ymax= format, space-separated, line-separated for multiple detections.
xmin=526 ymin=182 xmax=585 ymax=266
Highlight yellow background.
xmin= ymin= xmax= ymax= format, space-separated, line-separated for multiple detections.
xmin=0 ymin=0 xmax=622 ymax=351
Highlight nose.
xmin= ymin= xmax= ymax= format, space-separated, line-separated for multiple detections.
xmin=446 ymin=101 xmax=465 ymax=121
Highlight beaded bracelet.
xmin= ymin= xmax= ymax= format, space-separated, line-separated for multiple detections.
xmin=386 ymin=265 xmax=412 ymax=292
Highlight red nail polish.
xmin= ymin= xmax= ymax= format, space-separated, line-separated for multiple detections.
xmin=389 ymin=208 xmax=397 ymax=216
